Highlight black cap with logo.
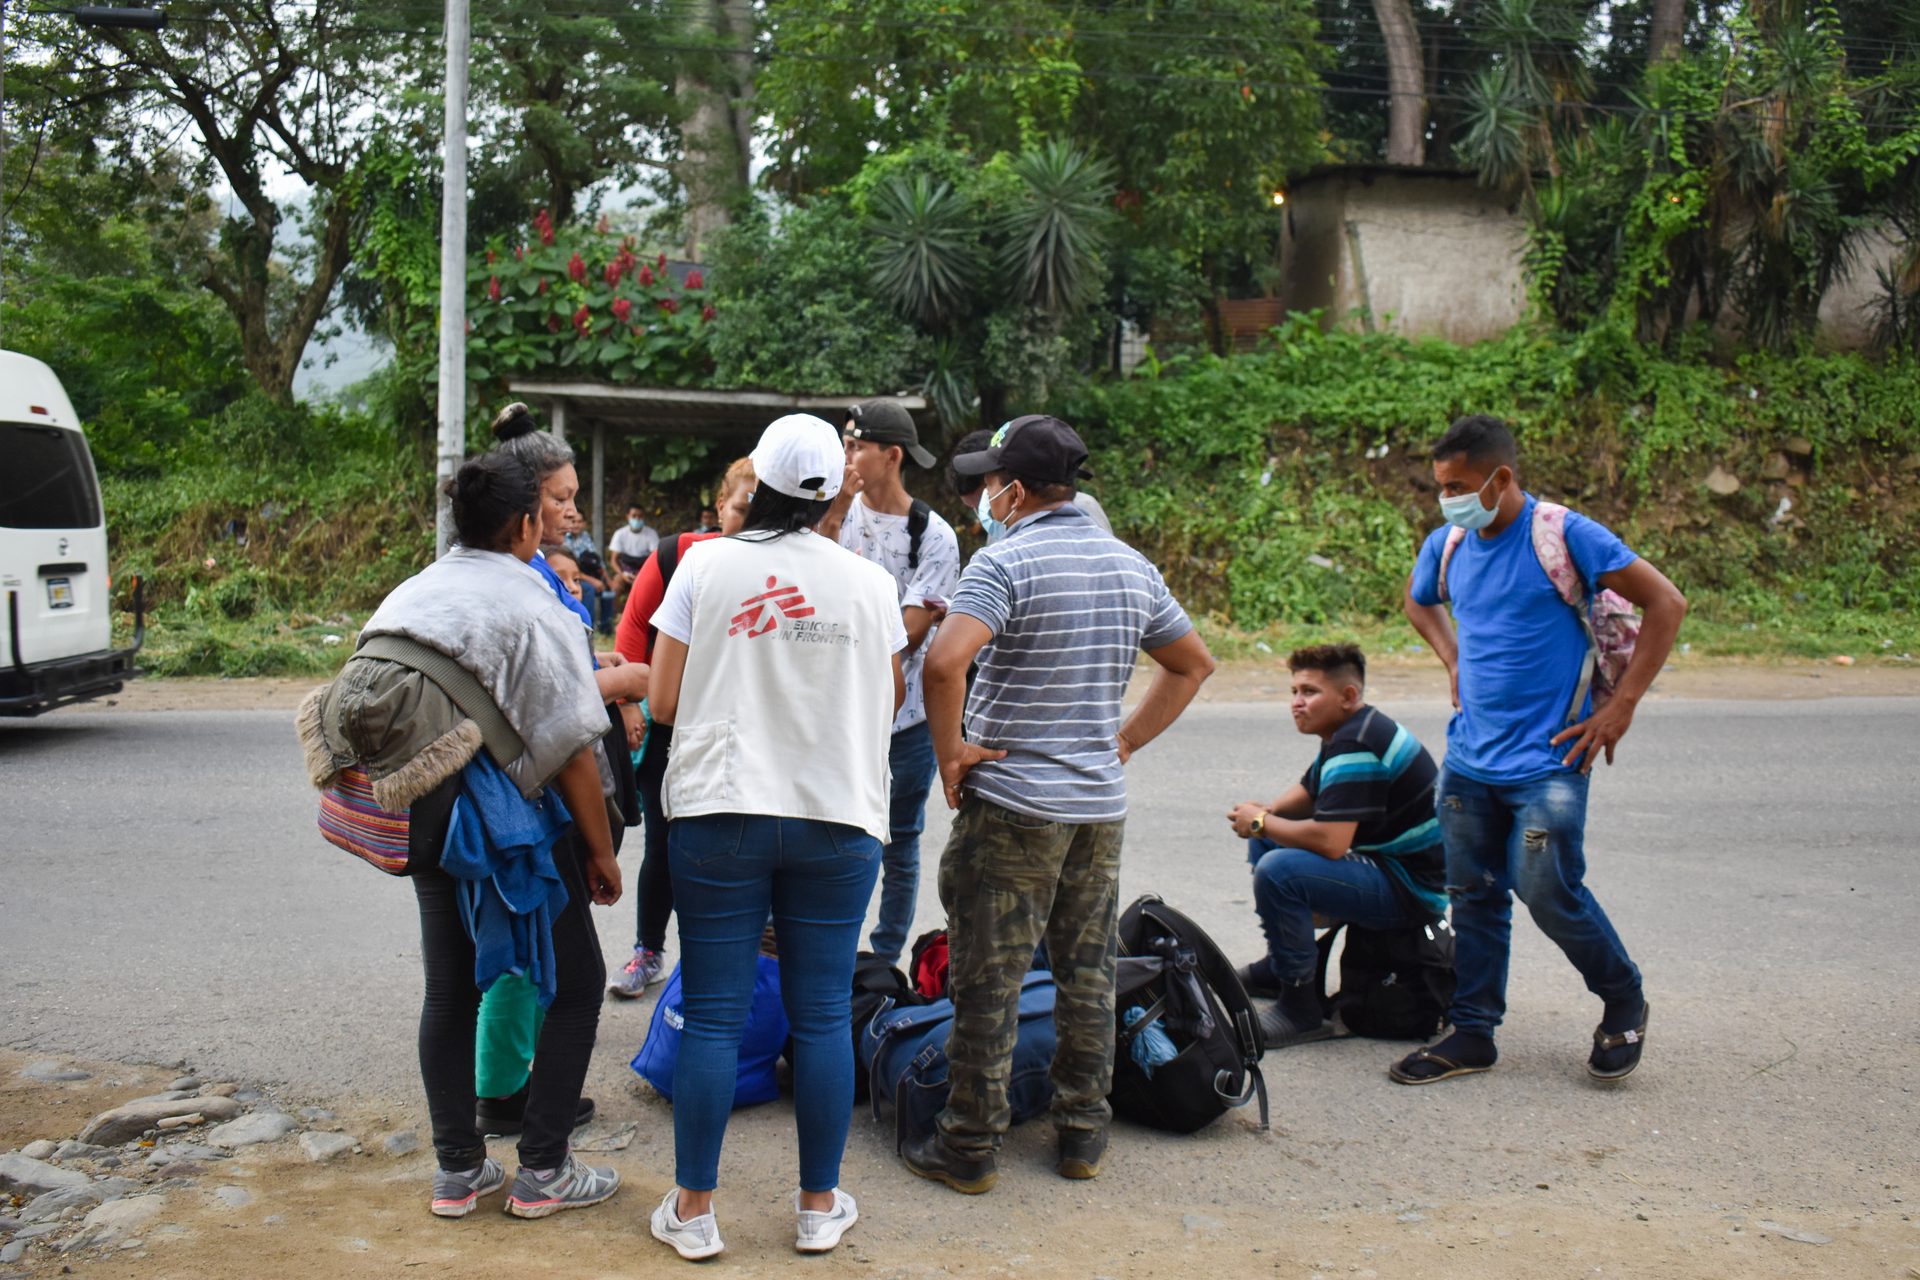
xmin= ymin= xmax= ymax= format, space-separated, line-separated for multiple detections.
xmin=950 ymin=415 xmax=1094 ymax=486
xmin=845 ymin=399 xmax=937 ymax=469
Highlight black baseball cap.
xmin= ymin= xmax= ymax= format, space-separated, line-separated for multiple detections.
xmin=845 ymin=399 xmax=937 ymax=469
xmin=950 ymin=415 xmax=1094 ymax=485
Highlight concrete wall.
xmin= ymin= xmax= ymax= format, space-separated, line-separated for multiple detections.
xmin=1280 ymin=168 xmax=1909 ymax=351
xmin=1281 ymin=171 xmax=1529 ymax=344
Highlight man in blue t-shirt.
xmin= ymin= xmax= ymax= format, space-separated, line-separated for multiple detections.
xmin=1392 ymin=415 xmax=1687 ymax=1087
xmin=1227 ymin=643 xmax=1447 ymax=1049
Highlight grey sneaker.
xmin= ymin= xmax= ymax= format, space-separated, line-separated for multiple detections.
xmin=430 ymin=1157 xmax=505 ymax=1218
xmin=651 ymin=1187 xmax=725 ymax=1260
xmin=609 ymin=947 xmax=667 ymax=998
xmin=794 ymin=1187 xmax=858 ymax=1253
xmin=503 ymin=1153 xmax=621 ymax=1219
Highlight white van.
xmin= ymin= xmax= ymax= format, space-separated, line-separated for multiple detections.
xmin=0 ymin=350 xmax=144 ymax=715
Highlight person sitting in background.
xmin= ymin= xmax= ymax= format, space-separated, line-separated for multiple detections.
xmin=1226 ymin=643 xmax=1447 ymax=1048
xmin=610 ymin=502 xmax=660 ymax=582
xmin=561 ymin=511 xmax=617 ymax=633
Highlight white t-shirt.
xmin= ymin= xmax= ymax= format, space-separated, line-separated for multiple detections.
xmin=653 ymin=531 xmax=907 ymax=842
xmin=835 ymin=494 xmax=960 ymax=734
xmin=609 ymin=523 xmax=660 ymax=566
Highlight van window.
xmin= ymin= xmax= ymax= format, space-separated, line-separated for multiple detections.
xmin=0 ymin=423 xmax=102 ymax=530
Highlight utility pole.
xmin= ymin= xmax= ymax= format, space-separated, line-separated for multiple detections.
xmin=434 ymin=0 xmax=470 ymax=558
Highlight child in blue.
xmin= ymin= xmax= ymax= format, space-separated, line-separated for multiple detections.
xmin=1394 ymin=415 xmax=1688 ymax=1086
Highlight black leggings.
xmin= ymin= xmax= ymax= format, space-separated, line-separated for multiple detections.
xmin=412 ymin=827 xmax=606 ymax=1171
xmin=634 ymin=723 xmax=674 ymax=952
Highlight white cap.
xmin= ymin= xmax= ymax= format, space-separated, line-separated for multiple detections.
xmin=750 ymin=414 xmax=844 ymax=501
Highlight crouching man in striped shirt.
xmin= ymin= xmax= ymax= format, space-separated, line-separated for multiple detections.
xmin=904 ymin=416 xmax=1215 ymax=1194
xmin=1225 ymin=643 xmax=1448 ymax=1048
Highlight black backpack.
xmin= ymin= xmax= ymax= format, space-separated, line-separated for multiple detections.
xmin=1110 ymin=895 xmax=1269 ymax=1134
xmin=1314 ymin=918 xmax=1456 ymax=1040
xmin=848 ymin=953 xmax=924 ymax=1102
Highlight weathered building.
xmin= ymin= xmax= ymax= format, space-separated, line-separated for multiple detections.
xmin=1279 ymin=165 xmax=1529 ymax=344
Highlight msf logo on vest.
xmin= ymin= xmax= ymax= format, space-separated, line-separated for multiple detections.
xmin=730 ymin=576 xmax=815 ymax=639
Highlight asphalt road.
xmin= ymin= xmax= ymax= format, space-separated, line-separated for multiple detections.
xmin=3 ymin=695 xmax=1917 ymax=1227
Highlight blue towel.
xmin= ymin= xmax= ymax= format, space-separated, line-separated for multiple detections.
xmin=441 ymin=754 xmax=573 ymax=1008
xmin=1123 ymin=1006 xmax=1180 ymax=1077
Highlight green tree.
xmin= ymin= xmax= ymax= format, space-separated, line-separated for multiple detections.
xmin=20 ymin=1 xmax=404 ymax=401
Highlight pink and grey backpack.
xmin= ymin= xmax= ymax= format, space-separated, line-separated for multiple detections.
xmin=1437 ymin=501 xmax=1640 ymax=723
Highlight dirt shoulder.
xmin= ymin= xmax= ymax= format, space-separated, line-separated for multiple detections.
xmin=84 ymin=657 xmax=1920 ymax=715
xmin=3 ymin=1049 xmax=1908 ymax=1280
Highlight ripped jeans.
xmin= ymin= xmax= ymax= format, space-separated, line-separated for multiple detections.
xmin=1436 ymin=766 xmax=1641 ymax=1038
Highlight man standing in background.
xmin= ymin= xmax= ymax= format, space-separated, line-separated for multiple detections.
xmin=821 ymin=399 xmax=962 ymax=965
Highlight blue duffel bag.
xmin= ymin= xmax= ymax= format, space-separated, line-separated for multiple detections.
xmin=631 ymin=955 xmax=789 ymax=1108
xmin=858 ymin=969 xmax=1057 ymax=1150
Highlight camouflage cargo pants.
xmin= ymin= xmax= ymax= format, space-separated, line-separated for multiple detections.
xmin=935 ymin=796 xmax=1125 ymax=1153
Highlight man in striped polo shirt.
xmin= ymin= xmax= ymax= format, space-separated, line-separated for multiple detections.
xmin=1226 ymin=644 xmax=1447 ymax=1047
xmin=904 ymin=415 xmax=1215 ymax=1194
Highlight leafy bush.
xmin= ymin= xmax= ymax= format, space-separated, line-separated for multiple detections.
xmin=465 ymin=212 xmax=715 ymax=395
xmin=1070 ymin=320 xmax=1920 ymax=627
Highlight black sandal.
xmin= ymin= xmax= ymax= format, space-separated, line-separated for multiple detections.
xmin=1587 ymin=1000 xmax=1650 ymax=1082
xmin=1388 ymin=1046 xmax=1493 ymax=1086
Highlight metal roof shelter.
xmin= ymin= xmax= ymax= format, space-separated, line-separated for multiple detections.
xmin=504 ymin=381 xmax=932 ymax=549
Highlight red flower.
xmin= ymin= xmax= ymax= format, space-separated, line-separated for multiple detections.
xmin=638 ymin=264 xmax=655 ymax=287
xmin=658 ymin=297 xmax=680 ymax=315
xmin=515 ymin=244 xmax=526 ymax=261
xmin=685 ymin=270 xmax=704 ymax=290
xmin=567 ymin=251 xmax=587 ymax=283
xmin=701 ymin=304 xmax=716 ymax=323
xmin=537 ymin=278 xmax=549 ymax=295
xmin=487 ymin=275 xmax=501 ymax=302
xmin=534 ymin=208 xmax=555 ymax=247
xmin=657 ymin=253 xmax=667 ymax=270
xmin=486 ymin=248 xmax=496 ymax=266
xmin=604 ymin=262 xmax=622 ymax=287
xmin=573 ymin=304 xmax=593 ymax=335
xmin=611 ymin=297 xmax=633 ymax=323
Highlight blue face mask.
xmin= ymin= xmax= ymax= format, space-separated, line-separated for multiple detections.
xmin=627 ymin=517 xmax=644 ymax=532
xmin=976 ymin=481 xmax=1015 ymax=543
xmin=1439 ymin=473 xmax=1502 ymax=531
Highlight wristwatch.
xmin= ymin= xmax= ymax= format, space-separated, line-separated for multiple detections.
xmin=1245 ymin=809 xmax=1269 ymax=838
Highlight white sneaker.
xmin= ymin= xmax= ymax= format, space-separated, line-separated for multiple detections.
xmin=795 ymin=1187 xmax=858 ymax=1253
xmin=651 ymin=1188 xmax=724 ymax=1261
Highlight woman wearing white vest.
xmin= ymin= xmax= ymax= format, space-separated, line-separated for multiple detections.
xmin=644 ymin=414 xmax=906 ymax=1260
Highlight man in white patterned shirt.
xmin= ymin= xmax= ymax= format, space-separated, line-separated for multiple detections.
xmin=820 ymin=399 xmax=962 ymax=965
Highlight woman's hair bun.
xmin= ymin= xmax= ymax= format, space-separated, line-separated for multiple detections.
xmin=491 ymin=401 xmax=538 ymax=442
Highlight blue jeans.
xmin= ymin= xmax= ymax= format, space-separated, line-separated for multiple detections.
xmin=1437 ymin=766 xmax=1641 ymax=1037
xmin=868 ymin=720 xmax=937 ymax=964
xmin=668 ymin=813 xmax=882 ymax=1192
xmin=1246 ymin=838 xmax=1416 ymax=983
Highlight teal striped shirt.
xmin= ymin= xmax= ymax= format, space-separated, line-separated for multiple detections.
xmin=1304 ymin=707 xmax=1446 ymax=918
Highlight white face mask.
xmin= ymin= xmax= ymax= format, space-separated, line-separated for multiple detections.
xmin=976 ymin=481 xmax=1016 ymax=542
xmin=1439 ymin=473 xmax=1502 ymax=531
